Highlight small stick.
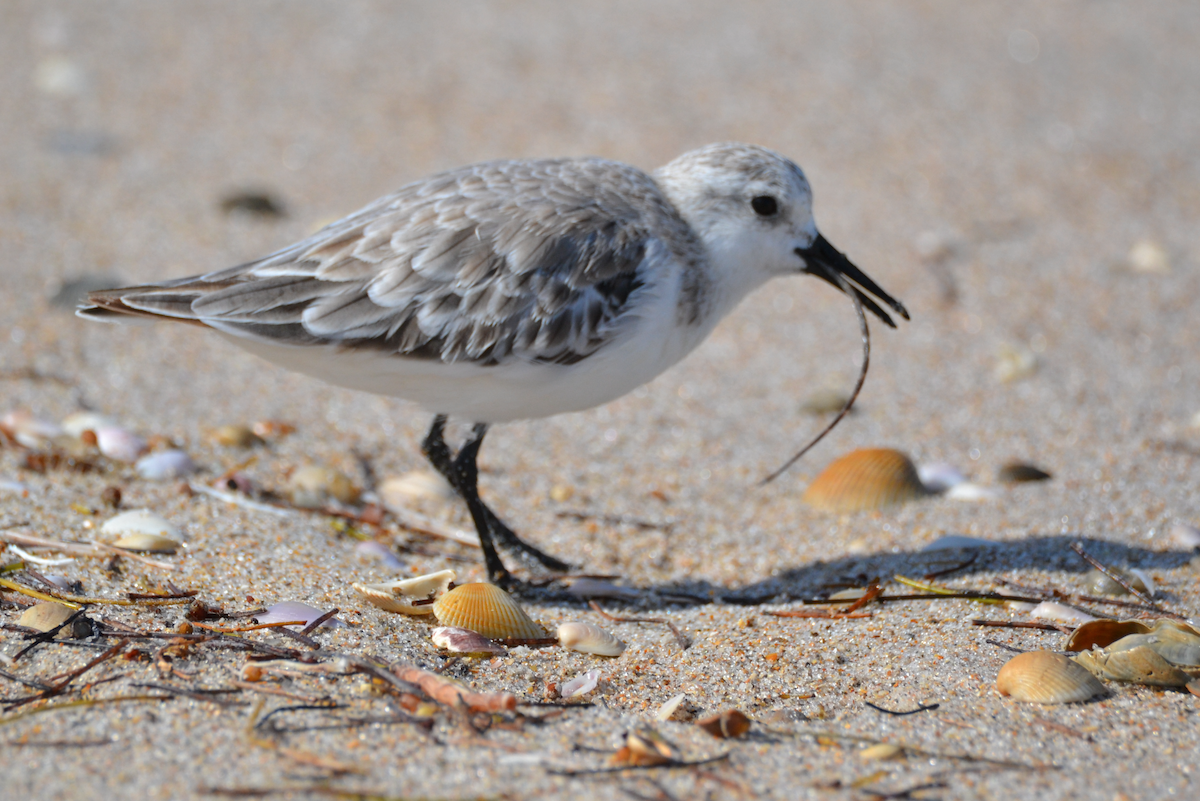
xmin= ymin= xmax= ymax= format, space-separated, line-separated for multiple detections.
xmin=767 ymin=609 xmax=873 ymax=619
xmin=192 ymin=620 xmax=307 ymax=633
xmin=1069 ymin=541 xmax=1165 ymax=613
xmin=299 ymin=608 xmax=339 ymax=636
xmin=588 ymin=601 xmax=690 ymax=649
xmin=841 ymin=580 xmax=883 ymax=613
xmin=392 ymin=663 xmax=517 ymax=712
xmin=972 ymin=619 xmax=1068 ymax=633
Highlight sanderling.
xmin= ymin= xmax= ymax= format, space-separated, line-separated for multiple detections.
xmin=80 ymin=142 xmax=908 ymax=586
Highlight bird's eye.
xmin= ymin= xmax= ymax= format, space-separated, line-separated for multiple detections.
xmin=751 ymin=195 xmax=778 ymax=217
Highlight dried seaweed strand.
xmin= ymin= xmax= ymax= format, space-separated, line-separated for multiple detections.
xmin=0 ymin=694 xmax=172 ymax=728
xmin=588 ymin=601 xmax=690 ymax=650
xmin=1069 ymin=541 xmax=1168 ymax=614
xmin=971 ymin=620 xmax=1068 ymax=633
xmin=864 ymin=701 xmax=939 ymax=716
xmin=0 ymin=577 xmax=82 ymax=607
xmin=767 ymin=609 xmax=873 ymax=619
xmin=244 ymin=698 xmax=362 ymax=774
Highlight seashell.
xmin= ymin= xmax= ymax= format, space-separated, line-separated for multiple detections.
xmin=378 ymin=470 xmax=455 ymax=509
xmin=561 ymin=669 xmax=600 ymax=698
xmin=37 ymin=574 xmax=79 ymax=592
xmin=564 ymin=578 xmax=643 ymax=601
xmin=921 ymin=534 xmax=997 ymax=551
xmin=1029 ymin=601 xmax=1096 ymax=625
xmin=1103 ymin=621 xmax=1200 ymax=667
xmin=549 ymin=483 xmax=574 ymax=502
xmin=945 ymin=482 xmax=998 ymax=501
xmin=95 ymin=426 xmax=149 ymax=462
xmin=101 ymin=509 xmax=180 ymax=540
xmin=287 ymin=465 xmax=360 ymax=507
xmin=354 ymin=540 xmax=405 ymax=571
xmin=994 ymin=343 xmax=1037 ymax=383
xmin=135 ymin=449 xmax=196 ymax=480
xmin=1083 ymin=567 xmax=1151 ymax=598
xmin=655 ymin=693 xmax=689 ymax=722
xmin=997 ymin=462 xmax=1052 ymax=483
xmin=1 ymin=410 xmax=63 ymax=448
xmin=432 ymin=582 xmax=545 ymax=639
xmin=353 ymin=569 xmax=455 ymax=615
xmin=255 ymin=601 xmax=344 ymax=629
xmin=1170 ymin=522 xmax=1200 ymax=550
xmin=251 ymin=420 xmax=295 ymax=439
xmin=1128 ymin=239 xmax=1170 ymax=274
xmin=800 ymin=387 xmax=852 ymax=415
xmin=17 ymin=602 xmax=91 ymax=638
xmin=802 ymin=448 xmax=929 ymax=513
xmin=610 ymin=728 xmax=679 ymax=767
xmin=1 ymin=479 xmax=32 ymax=497
xmin=859 ymin=743 xmax=905 ymax=762
xmin=916 ymin=462 xmax=967 ymax=493
xmin=557 ymin=621 xmax=625 ymax=657
xmin=431 ymin=626 xmax=507 ymax=656
xmin=1073 ymin=645 xmax=1191 ymax=687
xmin=211 ymin=424 xmax=265 ymax=448
xmin=995 ymin=651 xmax=1106 ymax=704
xmin=696 ymin=709 xmax=751 ymax=739
xmin=112 ymin=532 xmax=180 ymax=553
xmin=1066 ymin=619 xmax=1152 ymax=652
xmin=60 ymin=412 xmax=116 ymax=439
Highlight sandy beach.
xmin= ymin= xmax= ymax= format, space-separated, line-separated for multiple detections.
xmin=2 ymin=3 xmax=1199 ymax=798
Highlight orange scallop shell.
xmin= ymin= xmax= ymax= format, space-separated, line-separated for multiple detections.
xmin=431 ymin=582 xmax=545 ymax=640
xmin=801 ymin=448 xmax=928 ymax=513
xmin=995 ymin=651 xmax=1106 ymax=704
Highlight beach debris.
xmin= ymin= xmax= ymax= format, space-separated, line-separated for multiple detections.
xmin=1 ymin=479 xmax=32 ymax=497
xmin=994 ymin=342 xmax=1037 ymax=383
xmin=549 ymin=484 xmax=575 ymax=502
xmin=859 ymin=743 xmax=905 ymax=762
xmin=16 ymin=602 xmax=91 ymax=638
xmin=211 ymin=424 xmax=265 ymax=449
xmin=945 ymin=482 xmax=998 ymax=501
xmin=995 ymin=651 xmax=1106 ymax=704
xmin=255 ymin=601 xmax=343 ymax=629
xmin=391 ymin=663 xmax=516 ymax=712
xmin=1084 ymin=567 xmax=1153 ymax=598
xmin=696 ymin=709 xmax=751 ymax=739
xmin=101 ymin=510 xmax=182 ymax=553
xmin=136 ymin=449 xmax=197 ymax=480
xmin=916 ymin=462 xmax=966 ymax=493
xmin=1169 ymin=522 xmax=1200 ymax=550
xmin=1103 ymin=624 xmax=1200 ymax=668
xmin=1128 ymin=239 xmax=1170 ymax=274
xmin=287 ymin=465 xmax=360 ymax=507
xmin=95 ymin=426 xmax=149 ymax=462
xmin=997 ymin=461 xmax=1052 ymax=483
xmin=1074 ymin=646 xmax=1192 ymax=687
xmin=655 ymin=693 xmax=690 ymax=722
xmin=251 ymin=419 xmax=296 ymax=439
xmin=60 ymin=412 xmax=116 ymax=438
xmin=564 ymin=577 xmax=643 ymax=601
xmin=353 ymin=569 xmax=455 ymax=615
xmin=431 ymin=626 xmax=508 ymax=657
xmin=1066 ymin=619 xmax=1154 ymax=652
xmin=432 ymin=582 xmax=545 ymax=639
xmin=111 ymin=532 xmax=181 ymax=554
xmin=378 ymin=470 xmax=455 ymax=509
xmin=801 ymin=387 xmax=852 ymax=415
xmin=921 ymin=534 xmax=997 ymax=551
xmin=1030 ymin=601 xmax=1096 ymax=625
xmin=354 ymin=540 xmax=405 ymax=570
xmin=802 ymin=448 xmax=929 ymax=513
xmin=610 ymin=727 xmax=680 ymax=767
xmin=561 ymin=669 xmax=600 ymax=698
xmin=1 ymin=410 xmax=63 ymax=448
xmin=220 ymin=190 xmax=286 ymax=218
xmin=557 ymin=621 xmax=625 ymax=657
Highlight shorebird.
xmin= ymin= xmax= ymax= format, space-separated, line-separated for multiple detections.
xmin=80 ymin=142 xmax=908 ymax=587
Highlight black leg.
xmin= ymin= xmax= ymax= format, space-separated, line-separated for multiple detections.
xmin=420 ymin=416 xmax=571 ymax=584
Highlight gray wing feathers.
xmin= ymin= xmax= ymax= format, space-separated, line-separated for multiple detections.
xmin=85 ymin=158 xmax=696 ymax=365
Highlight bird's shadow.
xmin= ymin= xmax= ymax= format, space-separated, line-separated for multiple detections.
xmin=536 ymin=534 xmax=1195 ymax=611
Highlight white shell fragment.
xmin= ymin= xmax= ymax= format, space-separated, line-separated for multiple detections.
xmin=136 ymin=449 xmax=197 ymax=480
xmin=1170 ymin=522 xmax=1200 ymax=550
xmin=378 ymin=470 xmax=455 ymax=509
xmin=353 ymin=569 xmax=456 ymax=615
xmin=916 ymin=462 xmax=967 ymax=493
xmin=95 ymin=426 xmax=149 ymax=462
xmin=111 ymin=532 xmax=181 ymax=554
xmin=61 ymin=412 xmax=117 ymax=438
xmin=0 ymin=410 xmax=62 ymax=448
xmin=431 ymin=626 xmax=507 ymax=656
xmin=557 ymin=621 xmax=625 ymax=657
xmin=945 ymin=483 xmax=998 ymax=501
xmin=1128 ymin=239 xmax=1170 ymax=274
xmin=256 ymin=601 xmax=344 ymax=629
xmin=655 ymin=693 xmax=688 ymax=722
xmin=561 ymin=669 xmax=600 ymax=698
xmin=922 ymin=534 xmax=997 ymax=551
xmin=101 ymin=510 xmax=181 ymax=540
xmin=1030 ymin=601 xmax=1096 ymax=625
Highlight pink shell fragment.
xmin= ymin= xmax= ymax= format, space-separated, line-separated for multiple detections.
xmin=561 ymin=670 xmax=600 ymax=698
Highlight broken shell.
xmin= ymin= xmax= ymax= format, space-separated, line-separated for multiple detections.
xmin=135 ymin=449 xmax=196 ymax=480
xmin=60 ymin=412 xmax=116 ymax=439
xmin=916 ymin=462 xmax=967 ymax=493
xmin=251 ymin=420 xmax=295 ymax=439
xmin=378 ymin=470 xmax=455 ymax=508
xmin=431 ymin=626 xmax=507 ymax=656
xmin=112 ymin=532 xmax=180 ymax=553
xmin=945 ymin=482 xmax=998 ymax=501
xmin=1074 ymin=645 xmax=1192 ymax=687
xmin=256 ymin=601 xmax=343 ymax=629
xmin=1030 ymin=601 xmax=1096 ymax=625
xmin=101 ymin=509 xmax=180 ymax=539
xmin=1170 ymin=522 xmax=1200 ymax=550
xmin=610 ymin=728 xmax=678 ymax=766
xmin=655 ymin=693 xmax=689 ymax=722
xmin=211 ymin=424 xmax=265 ymax=448
xmin=287 ymin=465 xmax=360 ymax=507
xmin=1104 ymin=622 xmax=1200 ymax=667
xmin=1066 ymin=619 xmax=1153 ymax=652
xmin=557 ymin=621 xmax=625 ymax=657
xmin=0 ymin=410 xmax=63 ymax=447
xmin=432 ymin=582 xmax=545 ymax=639
xmin=997 ymin=461 xmax=1052 ymax=483
xmin=353 ymin=569 xmax=455 ymax=615
xmin=995 ymin=651 xmax=1106 ymax=704
xmin=1083 ymin=567 xmax=1151 ymax=598
xmin=696 ymin=709 xmax=751 ymax=739
xmin=802 ymin=448 xmax=929 ymax=513
xmin=801 ymin=386 xmax=853 ymax=415
xmin=561 ymin=669 xmax=600 ymax=698
xmin=859 ymin=743 xmax=906 ymax=762
xmin=16 ymin=602 xmax=90 ymax=637
xmin=95 ymin=426 xmax=149 ymax=462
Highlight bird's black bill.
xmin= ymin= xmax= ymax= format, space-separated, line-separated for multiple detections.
xmin=797 ymin=235 xmax=909 ymax=328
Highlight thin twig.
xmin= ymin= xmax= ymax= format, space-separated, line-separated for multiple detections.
xmin=1069 ymin=542 xmax=1169 ymax=614
xmin=588 ymin=601 xmax=690 ymax=649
